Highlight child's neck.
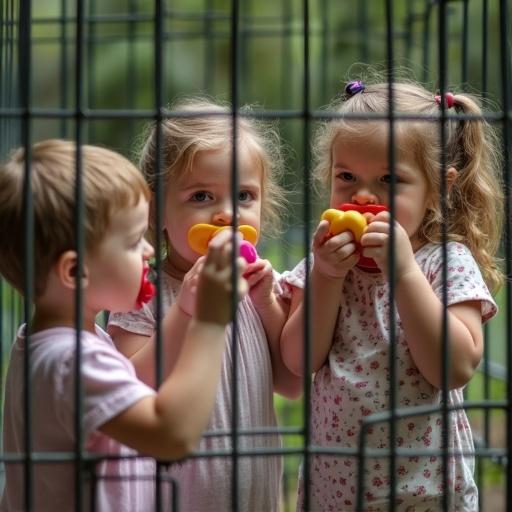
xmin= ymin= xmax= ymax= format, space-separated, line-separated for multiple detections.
xmin=30 ymin=303 xmax=97 ymax=335
xmin=163 ymin=255 xmax=192 ymax=281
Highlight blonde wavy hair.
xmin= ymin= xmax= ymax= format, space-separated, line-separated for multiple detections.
xmin=0 ymin=139 xmax=149 ymax=297
xmin=138 ymin=97 xmax=287 ymax=247
xmin=313 ymin=79 xmax=504 ymax=292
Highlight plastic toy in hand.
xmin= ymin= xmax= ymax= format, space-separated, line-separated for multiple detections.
xmin=187 ymin=223 xmax=259 ymax=264
xmin=136 ymin=266 xmax=156 ymax=309
xmin=321 ymin=203 xmax=388 ymax=271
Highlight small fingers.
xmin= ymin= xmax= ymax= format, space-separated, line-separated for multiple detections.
xmin=313 ymin=220 xmax=331 ymax=247
xmin=360 ymin=231 xmax=388 ymax=247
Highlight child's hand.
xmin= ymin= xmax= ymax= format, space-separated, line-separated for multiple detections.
xmin=176 ymin=257 xmax=205 ymax=316
xmin=360 ymin=211 xmax=417 ymax=280
xmin=195 ymin=229 xmax=249 ymax=326
xmin=312 ymin=219 xmax=359 ymax=279
xmin=244 ymin=258 xmax=275 ymax=310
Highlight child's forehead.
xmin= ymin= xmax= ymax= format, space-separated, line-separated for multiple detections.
xmin=333 ymin=122 xmax=417 ymax=158
xmin=107 ymin=196 xmax=149 ymax=233
xmin=181 ymin=146 xmax=263 ymax=182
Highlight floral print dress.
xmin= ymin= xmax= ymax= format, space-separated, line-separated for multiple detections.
xmin=282 ymin=242 xmax=497 ymax=511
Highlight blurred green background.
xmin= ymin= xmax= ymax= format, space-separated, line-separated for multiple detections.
xmin=1 ymin=1 xmax=510 ymax=510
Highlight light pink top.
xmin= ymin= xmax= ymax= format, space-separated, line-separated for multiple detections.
xmin=108 ymin=271 xmax=282 ymax=512
xmin=1 ymin=326 xmax=156 ymax=512
xmin=281 ymin=242 xmax=497 ymax=512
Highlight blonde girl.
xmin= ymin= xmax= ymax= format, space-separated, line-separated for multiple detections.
xmin=280 ymin=78 xmax=503 ymax=510
xmin=108 ymin=98 xmax=301 ymax=511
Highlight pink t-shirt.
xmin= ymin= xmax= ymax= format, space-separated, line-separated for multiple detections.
xmin=108 ymin=271 xmax=282 ymax=512
xmin=281 ymin=242 xmax=497 ymax=512
xmin=1 ymin=325 xmax=156 ymax=512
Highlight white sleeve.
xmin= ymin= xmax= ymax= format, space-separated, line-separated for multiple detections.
xmin=427 ymin=242 xmax=498 ymax=323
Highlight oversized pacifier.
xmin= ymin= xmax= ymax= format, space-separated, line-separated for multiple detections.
xmin=187 ymin=223 xmax=259 ymax=264
xmin=136 ymin=266 xmax=156 ymax=309
xmin=321 ymin=203 xmax=388 ymax=271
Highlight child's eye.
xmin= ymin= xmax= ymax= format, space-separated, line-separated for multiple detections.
xmin=380 ymin=174 xmax=401 ymax=184
xmin=337 ymin=171 xmax=355 ymax=182
xmin=191 ymin=191 xmax=213 ymax=202
xmin=239 ymin=191 xmax=254 ymax=202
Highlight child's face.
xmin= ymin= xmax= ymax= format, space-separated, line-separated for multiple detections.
xmin=164 ymin=146 xmax=263 ymax=273
xmin=86 ymin=196 xmax=154 ymax=313
xmin=330 ymin=133 xmax=431 ymax=251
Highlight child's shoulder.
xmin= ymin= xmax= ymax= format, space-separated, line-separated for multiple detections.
xmin=415 ymin=241 xmax=474 ymax=268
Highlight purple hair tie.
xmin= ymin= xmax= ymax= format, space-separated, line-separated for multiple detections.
xmin=344 ymin=80 xmax=365 ymax=97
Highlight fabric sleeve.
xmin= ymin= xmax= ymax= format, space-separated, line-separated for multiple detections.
xmin=426 ymin=242 xmax=498 ymax=323
xmin=108 ymin=301 xmax=155 ymax=336
xmin=56 ymin=342 xmax=156 ymax=436
xmin=279 ymin=258 xmax=308 ymax=299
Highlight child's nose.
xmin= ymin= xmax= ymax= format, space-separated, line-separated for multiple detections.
xmin=351 ymin=188 xmax=378 ymax=205
xmin=212 ymin=208 xmax=239 ymax=226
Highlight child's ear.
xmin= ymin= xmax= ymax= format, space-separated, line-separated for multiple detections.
xmin=446 ymin=166 xmax=458 ymax=193
xmin=56 ymin=250 xmax=90 ymax=290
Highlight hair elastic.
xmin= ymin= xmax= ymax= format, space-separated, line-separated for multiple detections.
xmin=344 ymin=80 xmax=365 ymax=98
xmin=435 ymin=92 xmax=455 ymax=109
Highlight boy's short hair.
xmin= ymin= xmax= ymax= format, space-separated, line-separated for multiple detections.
xmin=0 ymin=139 xmax=150 ymax=298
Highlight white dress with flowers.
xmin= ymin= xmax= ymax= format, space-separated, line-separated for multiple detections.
xmin=281 ymin=242 xmax=496 ymax=512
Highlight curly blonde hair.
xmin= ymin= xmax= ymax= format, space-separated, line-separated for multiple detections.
xmin=138 ymin=97 xmax=287 ymax=246
xmin=313 ymin=79 xmax=504 ymax=292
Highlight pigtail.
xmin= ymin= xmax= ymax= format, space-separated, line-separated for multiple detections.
xmin=445 ymin=94 xmax=504 ymax=292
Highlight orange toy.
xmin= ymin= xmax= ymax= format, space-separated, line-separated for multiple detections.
xmin=188 ymin=223 xmax=258 ymax=256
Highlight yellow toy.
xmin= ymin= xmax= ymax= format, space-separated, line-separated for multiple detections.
xmin=320 ymin=203 xmax=388 ymax=271
xmin=321 ymin=209 xmax=367 ymax=242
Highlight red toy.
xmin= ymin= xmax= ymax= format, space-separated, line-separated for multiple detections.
xmin=135 ymin=266 xmax=156 ymax=309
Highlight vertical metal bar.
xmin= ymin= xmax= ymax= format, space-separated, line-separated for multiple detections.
xmin=59 ymin=0 xmax=68 ymax=137
xmin=302 ymin=1 xmax=312 ymax=511
xmin=0 ymin=5 xmax=4 ymax=432
xmin=480 ymin=2 xmax=490 ymax=508
xmin=7 ymin=0 xmax=16 ymax=151
xmin=461 ymin=0 xmax=469 ymax=87
xmin=153 ymin=0 xmax=164 ymax=509
xmin=437 ymin=0 xmax=450 ymax=510
xmin=319 ymin=0 xmax=328 ymax=102
xmin=74 ymin=0 xmax=86 ymax=509
xmin=500 ymin=0 xmax=512 ymax=509
xmin=88 ymin=0 xmax=97 ymax=142
xmin=19 ymin=0 xmax=33 ymax=509
xmin=422 ymin=0 xmax=433 ymax=83
xmin=385 ymin=1 xmax=397 ymax=509
xmin=229 ymin=1 xmax=240 ymax=510
xmin=127 ymin=0 xmax=137 ymax=143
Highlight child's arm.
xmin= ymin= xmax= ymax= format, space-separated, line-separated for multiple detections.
xmin=244 ymin=258 xmax=302 ymax=398
xmin=362 ymin=211 xmax=484 ymax=389
xmin=100 ymin=230 xmax=248 ymax=460
xmin=109 ymin=257 xmax=205 ymax=388
xmin=280 ymin=220 xmax=359 ymax=376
